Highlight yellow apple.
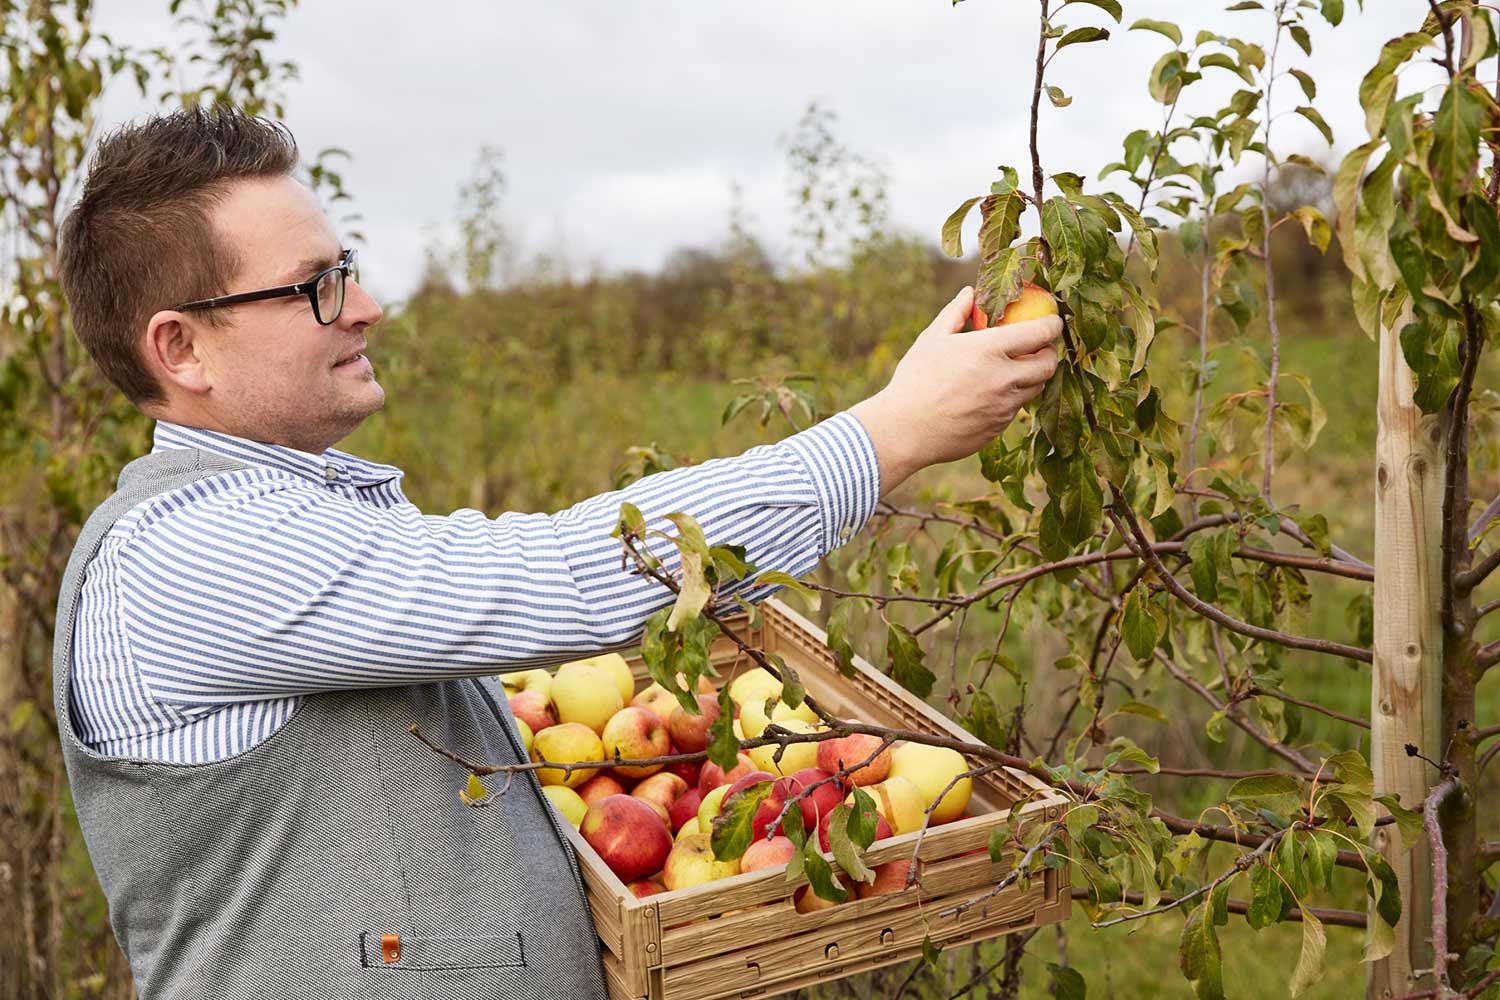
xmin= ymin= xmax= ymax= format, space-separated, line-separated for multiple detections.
xmin=498 ymin=667 xmax=552 ymax=701
xmin=747 ymin=719 xmax=825 ymax=776
xmin=551 ymin=664 xmax=624 ymax=733
xmin=512 ymin=716 xmax=534 ymax=756
xmin=600 ymin=706 xmax=670 ymax=779
xmin=846 ymin=775 xmax=925 ymax=836
xmin=675 ymin=816 xmax=702 ymax=842
xmin=739 ymin=696 xmax=817 ymax=739
xmin=728 ymin=667 xmax=781 ymax=709
xmin=662 ymin=832 xmax=741 ymax=890
xmin=888 ymin=743 xmax=972 ymax=824
xmin=531 ymin=722 xmax=605 ymax=789
xmin=697 ymin=784 xmax=731 ymax=833
xmin=541 ymin=784 xmax=588 ymax=827
xmin=566 ymin=652 xmax=636 ymax=706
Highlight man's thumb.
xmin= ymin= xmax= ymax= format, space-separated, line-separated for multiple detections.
xmin=927 ymin=286 xmax=974 ymax=337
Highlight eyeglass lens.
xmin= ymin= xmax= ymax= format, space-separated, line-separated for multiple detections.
xmin=315 ymin=251 xmax=357 ymax=325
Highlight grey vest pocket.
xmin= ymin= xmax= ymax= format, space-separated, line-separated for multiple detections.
xmin=358 ymin=930 xmax=525 ymax=970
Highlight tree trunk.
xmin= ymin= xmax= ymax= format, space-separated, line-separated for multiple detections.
xmin=1368 ymin=308 xmax=1446 ymax=998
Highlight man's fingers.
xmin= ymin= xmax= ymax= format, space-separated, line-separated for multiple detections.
xmin=1004 ymin=346 xmax=1060 ymax=388
xmin=984 ymin=314 xmax=1063 ymax=358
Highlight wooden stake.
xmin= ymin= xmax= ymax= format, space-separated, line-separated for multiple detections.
xmin=1368 ymin=309 xmax=1445 ymax=998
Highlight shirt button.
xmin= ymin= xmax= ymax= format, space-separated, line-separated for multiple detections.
xmin=325 ymin=466 xmax=341 ymax=482
xmin=839 ymin=526 xmax=852 ymax=540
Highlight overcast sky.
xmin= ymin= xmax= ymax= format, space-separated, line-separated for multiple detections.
xmin=92 ymin=2 xmax=1423 ymax=305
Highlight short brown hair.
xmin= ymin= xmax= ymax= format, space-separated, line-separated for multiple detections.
xmin=58 ymin=106 xmax=299 ymax=407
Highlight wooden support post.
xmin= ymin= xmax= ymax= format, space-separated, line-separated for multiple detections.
xmin=1368 ymin=310 xmax=1446 ymax=998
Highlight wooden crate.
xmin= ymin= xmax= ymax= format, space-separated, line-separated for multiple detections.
xmin=561 ymin=598 xmax=1071 ymax=1000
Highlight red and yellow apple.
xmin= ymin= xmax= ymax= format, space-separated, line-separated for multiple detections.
xmin=741 ymin=835 xmax=797 ymax=873
xmin=848 ymin=775 xmax=926 ymax=836
xmin=888 ymin=743 xmax=972 ymax=824
xmin=697 ymin=784 xmax=731 ymax=833
xmin=667 ymin=786 xmax=704 ymax=833
xmin=662 ymin=832 xmax=741 ymax=890
xmin=816 ymin=734 xmax=892 ymax=789
xmin=675 ymin=816 xmax=702 ymax=842
xmin=632 ymin=772 xmax=689 ymax=825
xmin=662 ymin=745 xmax=702 ymax=788
xmin=668 ymin=694 xmax=721 ymax=753
xmin=576 ymin=772 xmax=627 ymax=807
xmin=531 ymin=721 xmax=605 ymax=789
xmin=508 ymin=689 xmax=556 ymax=735
xmin=794 ymin=883 xmax=843 ymax=914
xmin=968 ymin=280 xmax=1059 ymax=331
xmin=857 ymin=859 xmax=916 ymax=898
xmin=601 ymin=706 xmax=670 ymax=779
xmin=816 ymin=806 xmax=892 ymax=853
xmin=721 ymin=771 xmax=787 ymax=842
xmin=580 ymin=794 xmax=674 ymax=884
xmin=627 ymin=876 xmax=667 ymax=899
xmin=697 ymin=752 xmax=756 ymax=796
xmin=779 ymin=768 xmax=844 ymax=832
xmin=499 ymin=668 xmax=553 ymax=700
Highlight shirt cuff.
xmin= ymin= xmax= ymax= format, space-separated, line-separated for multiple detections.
xmin=779 ymin=410 xmax=881 ymax=554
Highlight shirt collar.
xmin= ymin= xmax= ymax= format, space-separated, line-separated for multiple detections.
xmin=150 ymin=420 xmax=405 ymax=489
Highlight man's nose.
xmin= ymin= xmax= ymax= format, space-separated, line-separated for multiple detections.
xmin=342 ymin=277 xmax=383 ymax=328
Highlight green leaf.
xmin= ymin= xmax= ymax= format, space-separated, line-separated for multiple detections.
xmin=1430 ymin=79 xmax=1483 ymax=211
xmin=1294 ymin=106 xmax=1333 ymax=146
xmin=1049 ymin=963 xmax=1088 ymax=1000
xmin=1374 ymin=794 xmax=1423 ymax=850
xmin=826 ymin=802 xmax=877 ymax=885
xmin=465 ymin=773 xmax=489 ymax=802
xmin=1066 ymin=804 xmax=1101 ymax=841
xmin=887 ymin=623 xmax=935 ymax=698
xmin=1121 ymin=584 xmax=1163 ymax=660
xmin=1113 ymin=701 xmax=1167 ymax=724
xmin=1288 ymin=24 xmax=1311 ymax=57
xmin=1198 ymin=51 xmax=1254 ymax=86
xmin=712 ymin=778 xmax=774 ymax=861
xmin=1326 ymin=750 xmax=1374 ymax=795
xmin=1041 ymin=198 xmax=1086 ymax=294
xmin=1130 ymin=18 xmax=1182 ymax=46
xmin=942 ymin=195 xmax=984 ymax=258
xmin=803 ymin=840 xmax=849 ymax=902
xmin=1047 ymin=85 xmax=1073 ymax=108
xmin=1179 ymin=898 xmax=1225 ymax=1000
xmin=1319 ymin=0 xmax=1343 ymax=26
xmin=706 ymin=686 xmax=740 ymax=771
xmin=1058 ymin=453 xmax=1103 ymax=547
xmin=1069 ymin=0 xmax=1122 ymax=21
xmin=922 ymin=934 xmax=943 ymax=967
xmin=1246 ymin=862 xmax=1282 ymax=930
xmin=1358 ymin=33 xmax=1433 ymax=138
xmin=825 ymin=599 xmax=857 ymax=678
xmin=1290 ymin=206 xmax=1330 ymax=253
xmin=1288 ymin=68 xmax=1316 ymax=101
xmin=1226 ymin=774 xmax=1302 ymax=801
xmin=967 ymin=690 xmax=1011 ymax=750
xmin=753 ymin=569 xmax=820 ymax=614
xmin=1289 ymin=909 xmax=1327 ymax=997
xmin=1056 ymin=26 xmax=1110 ymax=51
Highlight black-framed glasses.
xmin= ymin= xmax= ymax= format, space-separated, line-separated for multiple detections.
xmin=176 ymin=248 xmax=359 ymax=326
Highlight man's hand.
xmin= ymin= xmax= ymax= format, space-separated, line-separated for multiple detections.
xmin=849 ymin=286 xmax=1062 ymax=498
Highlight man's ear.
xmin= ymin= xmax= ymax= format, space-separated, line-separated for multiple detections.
xmin=143 ymin=310 xmax=213 ymax=397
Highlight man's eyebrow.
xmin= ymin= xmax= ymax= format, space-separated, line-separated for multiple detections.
xmin=275 ymin=251 xmax=341 ymax=285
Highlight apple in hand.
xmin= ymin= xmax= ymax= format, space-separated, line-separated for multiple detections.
xmin=662 ymin=832 xmax=741 ymax=890
xmin=576 ymin=772 xmax=627 ymax=807
xmin=740 ymin=835 xmax=797 ymax=873
xmin=581 ymin=794 xmax=674 ymax=884
xmin=967 ymin=280 xmax=1059 ymax=330
xmin=816 ymin=734 xmax=892 ymax=789
xmin=888 ymin=743 xmax=972 ymax=824
xmin=602 ymin=706 xmax=670 ymax=779
xmin=551 ymin=664 xmax=624 ymax=733
xmin=508 ymin=689 xmax=556 ymax=735
xmin=668 ymin=694 xmax=721 ymax=753
xmin=532 ymin=722 xmax=605 ymax=789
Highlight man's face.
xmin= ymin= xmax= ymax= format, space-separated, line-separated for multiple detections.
xmin=187 ymin=174 xmax=384 ymax=453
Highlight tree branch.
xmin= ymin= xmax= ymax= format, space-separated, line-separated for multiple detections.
xmin=1423 ymin=773 xmax=1462 ymax=997
xmin=1075 ymin=887 xmax=1367 ymax=928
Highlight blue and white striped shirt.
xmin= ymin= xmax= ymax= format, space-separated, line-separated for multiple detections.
xmin=69 ymin=413 xmax=881 ymax=764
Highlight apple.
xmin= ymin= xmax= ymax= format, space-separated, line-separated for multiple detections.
xmin=779 ymin=768 xmax=844 ymax=832
xmin=697 ymin=784 xmax=731 ymax=833
xmin=888 ymin=743 xmax=972 ymax=824
xmin=816 ymin=734 xmax=892 ymax=788
xmin=722 ymin=771 xmax=787 ymax=842
xmin=531 ymin=722 xmax=605 ymax=789
xmin=697 ymin=752 xmax=756 ymax=796
xmin=794 ymin=884 xmax=843 ymax=914
xmin=667 ymin=786 xmax=704 ymax=833
xmin=511 ymin=716 xmax=534 ymax=756
xmin=627 ymin=876 xmax=667 ymax=899
xmin=747 ymin=719 xmax=824 ymax=776
xmin=601 ymin=706 xmax=670 ymax=779
xmin=576 ymin=772 xmax=627 ymax=807
xmin=540 ymin=784 xmax=588 ymax=827
xmin=632 ymin=772 xmax=689 ymax=824
xmin=499 ymin=668 xmax=552 ymax=701
xmin=629 ymin=683 xmax=681 ymax=726
xmin=727 ymin=667 xmax=781 ymax=709
xmin=857 ymin=859 xmax=916 ymax=898
xmin=667 ymin=694 xmax=721 ymax=753
xmin=508 ymin=689 xmax=556 ymax=735
xmin=551 ymin=664 xmax=624 ymax=733
xmin=740 ymin=835 xmax=797 ymax=873
xmin=564 ymin=652 xmax=636 ymax=706
xmin=739 ymin=697 xmax=819 ymax=740
xmin=581 ymin=794 xmax=674 ymax=885
xmin=662 ymin=745 xmax=702 ymax=788
xmin=675 ymin=816 xmax=702 ymax=842
xmin=816 ymin=805 xmax=892 ymax=853
xmin=662 ymin=832 xmax=741 ymax=890
xmin=850 ymin=775 xmax=926 ymax=836
xmin=968 ymin=280 xmax=1058 ymax=331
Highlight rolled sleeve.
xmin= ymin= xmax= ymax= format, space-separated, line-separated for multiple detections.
xmin=779 ymin=410 xmax=881 ymax=554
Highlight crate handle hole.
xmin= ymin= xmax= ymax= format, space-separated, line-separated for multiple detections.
xmin=825 ymin=943 xmax=840 ymax=961
xmin=880 ymin=928 xmax=896 ymax=946
xmin=745 ymin=960 xmax=760 ymax=979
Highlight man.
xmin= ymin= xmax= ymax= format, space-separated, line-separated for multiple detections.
xmin=53 ymin=107 xmax=1060 ymax=997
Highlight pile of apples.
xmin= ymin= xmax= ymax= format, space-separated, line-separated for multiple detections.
xmin=499 ymin=657 xmax=975 ymax=911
